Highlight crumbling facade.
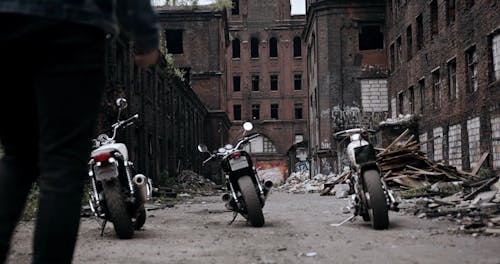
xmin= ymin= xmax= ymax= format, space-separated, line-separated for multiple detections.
xmin=387 ymin=0 xmax=500 ymax=172
xmin=226 ymin=0 xmax=309 ymax=181
xmin=304 ymin=0 xmax=388 ymax=175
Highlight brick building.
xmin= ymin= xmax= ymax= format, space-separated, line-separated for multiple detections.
xmin=226 ymin=0 xmax=308 ymax=180
xmin=304 ymin=0 xmax=388 ymax=175
xmin=386 ymin=0 xmax=500 ymax=172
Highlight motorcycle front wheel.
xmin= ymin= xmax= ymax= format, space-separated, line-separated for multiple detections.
xmin=238 ymin=175 xmax=265 ymax=227
xmin=103 ymin=179 xmax=134 ymax=239
xmin=363 ymin=170 xmax=389 ymax=230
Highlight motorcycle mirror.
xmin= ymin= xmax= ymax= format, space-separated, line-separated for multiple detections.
xmin=197 ymin=144 xmax=208 ymax=153
xmin=116 ymin=98 xmax=128 ymax=110
xmin=243 ymin=122 xmax=253 ymax=131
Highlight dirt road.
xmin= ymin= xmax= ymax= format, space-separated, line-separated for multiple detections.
xmin=7 ymin=191 xmax=500 ymax=264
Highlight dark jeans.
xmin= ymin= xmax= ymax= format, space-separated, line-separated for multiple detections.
xmin=0 ymin=14 xmax=105 ymax=264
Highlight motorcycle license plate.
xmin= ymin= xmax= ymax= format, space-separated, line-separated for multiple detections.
xmin=229 ymin=156 xmax=249 ymax=171
xmin=93 ymin=163 xmax=119 ymax=181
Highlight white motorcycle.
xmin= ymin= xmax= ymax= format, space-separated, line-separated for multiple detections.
xmin=87 ymin=98 xmax=152 ymax=238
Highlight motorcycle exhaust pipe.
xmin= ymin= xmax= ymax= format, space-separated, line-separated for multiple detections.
xmin=133 ymin=174 xmax=148 ymax=205
xmin=221 ymin=193 xmax=231 ymax=202
xmin=263 ymin=180 xmax=273 ymax=197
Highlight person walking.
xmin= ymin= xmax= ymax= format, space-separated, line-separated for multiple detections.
xmin=0 ymin=1 xmax=160 ymax=263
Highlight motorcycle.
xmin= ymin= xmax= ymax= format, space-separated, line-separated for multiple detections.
xmin=333 ymin=128 xmax=399 ymax=230
xmin=87 ymin=98 xmax=152 ymax=239
xmin=197 ymin=122 xmax=273 ymax=227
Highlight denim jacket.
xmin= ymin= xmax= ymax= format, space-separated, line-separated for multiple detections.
xmin=0 ymin=0 xmax=159 ymax=53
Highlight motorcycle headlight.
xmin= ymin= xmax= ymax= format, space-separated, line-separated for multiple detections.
xmin=218 ymin=147 xmax=226 ymax=154
xmin=225 ymin=144 xmax=233 ymax=150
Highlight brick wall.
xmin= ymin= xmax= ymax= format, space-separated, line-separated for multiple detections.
xmin=361 ymin=79 xmax=388 ymax=112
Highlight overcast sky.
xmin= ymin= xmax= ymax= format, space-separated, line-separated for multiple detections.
xmin=153 ymin=0 xmax=306 ymax=15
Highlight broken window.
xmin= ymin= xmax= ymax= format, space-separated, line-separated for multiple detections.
xmin=430 ymin=0 xmax=438 ymax=38
xmin=432 ymin=69 xmax=441 ymax=108
xmin=446 ymin=0 xmax=456 ymax=25
xmin=270 ymin=104 xmax=279 ymax=119
xmin=409 ymin=86 xmax=415 ymax=114
xmin=269 ymin=37 xmax=278 ymax=58
xmin=252 ymin=104 xmax=260 ymax=120
xmin=295 ymin=103 xmax=303 ymax=119
xmin=231 ymin=0 xmax=239 ymax=15
xmin=233 ymin=104 xmax=241 ymax=120
xmin=263 ymin=137 xmax=277 ymax=153
xmin=466 ymin=46 xmax=478 ymax=92
xmin=251 ymin=37 xmax=259 ymax=58
xmin=448 ymin=59 xmax=458 ymax=99
xmin=294 ymin=74 xmax=302 ymax=90
xmin=165 ymin=29 xmax=183 ymax=54
xmin=416 ymin=14 xmax=424 ymax=50
xmin=492 ymin=33 xmax=500 ymax=81
xmin=270 ymin=74 xmax=278 ymax=91
xmin=232 ymin=38 xmax=240 ymax=58
xmin=390 ymin=43 xmax=395 ymax=72
xmin=419 ymin=78 xmax=425 ymax=114
xmin=233 ymin=75 xmax=241 ymax=91
xmin=396 ymin=36 xmax=402 ymax=65
xmin=293 ymin=36 xmax=302 ymax=57
xmin=251 ymin=75 xmax=259 ymax=91
xmin=406 ymin=25 xmax=413 ymax=60
xmin=359 ymin=24 xmax=384 ymax=50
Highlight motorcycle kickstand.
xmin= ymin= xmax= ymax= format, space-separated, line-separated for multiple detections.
xmin=228 ymin=211 xmax=238 ymax=225
xmin=330 ymin=215 xmax=356 ymax=227
xmin=100 ymin=220 xmax=107 ymax=236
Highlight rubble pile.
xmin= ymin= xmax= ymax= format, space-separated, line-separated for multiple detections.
xmin=175 ymin=170 xmax=222 ymax=196
xmin=277 ymin=171 xmax=339 ymax=194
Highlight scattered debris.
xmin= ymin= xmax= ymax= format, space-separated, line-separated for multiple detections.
xmin=277 ymin=171 xmax=340 ymax=194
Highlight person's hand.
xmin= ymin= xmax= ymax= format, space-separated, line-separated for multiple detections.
xmin=135 ymin=49 xmax=159 ymax=68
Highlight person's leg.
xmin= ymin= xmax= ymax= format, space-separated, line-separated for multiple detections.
xmin=31 ymin=21 xmax=106 ymax=264
xmin=0 ymin=15 xmax=41 ymax=264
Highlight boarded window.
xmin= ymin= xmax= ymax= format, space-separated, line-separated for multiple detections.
xmin=269 ymin=37 xmax=278 ymax=58
xmin=359 ymin=25 xmax=384 ymax=50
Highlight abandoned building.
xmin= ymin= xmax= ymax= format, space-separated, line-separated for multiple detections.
xmin=386 ymin=0 xmax=500 ymax=172
xmin=304 ymin=0 xmax=388 ymax=175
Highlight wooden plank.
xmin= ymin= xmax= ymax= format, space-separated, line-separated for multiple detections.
xmin=377 ymin=128 xmax=410 ymax=156
xmin=471 ymin=152 xmax=489 ymax=176
xmin=463 ymin=177 xmax=498 ymax=200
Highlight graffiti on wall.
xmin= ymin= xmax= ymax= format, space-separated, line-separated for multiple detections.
xmin=320 ymin=157 xmax=332 ymax=175
xmin=332 ymin=105 xmax=361 ymax=129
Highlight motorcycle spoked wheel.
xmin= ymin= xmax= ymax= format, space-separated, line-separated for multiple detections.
xmin=238 ymin=176 xmax=265 ymax=227
xmin=362 ymin=170 xmax=389 ymax=230
xmin=103 ymin=179 xmax=134 ymax=239
xmin=134 ymin=207 xmax=147 ymax=230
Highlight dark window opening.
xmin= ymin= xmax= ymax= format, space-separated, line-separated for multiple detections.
xmin=406 ymin=25 xmax=413 ymax=60
xmin=251 ymin=75 xmax=259 ymax=91
xmin=416 ymin=14 xmax=424 ymax=50
xmin=448 ymin=59 xmax=457 ymax=99
xmin=430 ymin=0 xmax=438 ymax=37
xmin=269 ymin=37 xmax=278 ymax=58
xmin=233 ymin=104 xmax=241 ymax=120
xmin=390 ymin=43 xmax=395 ymax=72
xmin=446 ymin=0 xmax=456 ymax=25
xmin=466 ymin=0 xmax=474 ymax=9
xmin=232 ymin=38 xmax=240 ymax=58
xmin=252 ymin=104 xmax=260 ymax=120
xmin=233 ymin=75 xmax=241 ymax=91
xmin=396 ymin=36 xmax=402 ymax=65
xmin=231 ymin=0 xmax=239 ymax=15
xmin=251 ymin=38 xmax=259 ymax=58
xmin=398 ymin=92 xmax=404 ymax=114
xmin=294 ymin=103 xmax=303 ymax=119
xmin=466 ymin=46 xmax=478 ymax=92
xmin=294 ymin=74 xmax=302 ymax=90
xmin=409 ymin=86 xmax=415 ymax=114
xmin=432 ymin=70 xmax=441 ymax=108
xmin=270 ymin=104 xmax=279 ymax=119
xmin=293 ymin=37 xmax=302 ymax=57
xmin=270 ymin=75 xmax=278 ymax=91
xmin=165 ymin=29 xmax=183 ymax=54
xmin=359 ymin=25 xmax=384 ymax=50
xmin=419 ymin=78 xmax=425 ymax=114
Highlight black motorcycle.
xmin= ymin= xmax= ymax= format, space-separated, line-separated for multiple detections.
xmin=87 ymin=98 xmax=152 ymax=238
xmin=333 ymin=128 xmax=398 ymax=230
xmin=197 ymin=122 xmax=273 ymax=227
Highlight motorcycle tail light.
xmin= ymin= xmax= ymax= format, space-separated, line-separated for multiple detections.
xmin=231 ymin=152 xmax=241 ymax=159
xmin=93 ymin=151 xmax=113 ymax=162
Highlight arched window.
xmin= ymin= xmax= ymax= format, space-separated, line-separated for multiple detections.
xmin=269 ymin=37 xmax=278 ymax=58
xmin=251 ymin=37 xmax=259 ymax=58
xmin=243 ymin=135 xmax=277 ymax=153
xmin=293 ymin=36 xmax=301 ymax=57
xmin=232 ymin=38 xmax=240 ymax=58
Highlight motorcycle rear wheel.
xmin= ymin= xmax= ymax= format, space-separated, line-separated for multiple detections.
xmin=363 ymin=170 xmax=389 ymax=230
xmin=238 ymin=176 xmax=265 ymax=227
xmin=134 ymin=207 xmax=147 ymax=230
xmin=103 ymin=179 xmax=134 ymax=239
